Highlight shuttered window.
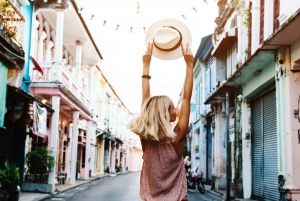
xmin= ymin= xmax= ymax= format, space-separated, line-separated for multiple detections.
xmin=260 ymin=0 xmax=264 ymax=44
xmin=274 ymin=0 xmax=280 ymax=32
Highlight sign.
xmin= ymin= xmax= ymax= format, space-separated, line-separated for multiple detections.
xmin=33 ymin=101 xmax=47 ymax=137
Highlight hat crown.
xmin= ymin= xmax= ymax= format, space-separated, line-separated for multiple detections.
xmin=153 ymin=27 xmax=180 ymax=49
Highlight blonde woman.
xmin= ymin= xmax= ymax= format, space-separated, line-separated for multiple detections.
xmin=128 ymin=41 xmax=194 ymax=201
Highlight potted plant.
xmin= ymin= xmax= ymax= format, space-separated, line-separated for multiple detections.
xmin=0 ymin=160 xmax=20 ymax=201
xmin=25 ymin=147 xmax=55 ymax=183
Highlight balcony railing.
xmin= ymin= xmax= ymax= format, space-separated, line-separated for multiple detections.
xmin=0 ymin=0 xmax=24 ymax=47
xmin=33 ymin=62 xmax=91 ymax=109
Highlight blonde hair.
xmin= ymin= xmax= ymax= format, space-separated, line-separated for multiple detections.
xmin=127 ymin=96 xmax=177 ymax=143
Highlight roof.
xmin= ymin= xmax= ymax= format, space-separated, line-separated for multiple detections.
xmin=194 ymin=34 xmax=213 ymax=63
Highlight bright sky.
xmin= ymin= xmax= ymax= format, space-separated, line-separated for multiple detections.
xmin=76 ymin=0 xmax=218 ymax=113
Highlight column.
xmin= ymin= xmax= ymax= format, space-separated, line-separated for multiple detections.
xmin=278 ymin=0 xmax=287 ymax=25
xmin=84 ymin=121 xmax=91 ymax=179
xmin=121 ymin=148 xmax=125 ymax=172
xmin=48 ymin=96 xmax=60 ymax=193
xmin=45 ymin=41 xmax=54 ymax=61
xmin=111 ymin=143 xmax=116 ymax=173
xmin=117 ymin=145 xmax=121 ymax=168
xmin=37 ymin=31 xmax=47 ymax=62
xmin=264 ymin=0 xmax=274 ymax=40
xmin=251 ymin=0 xmax=260 ymax=54
xmin=54 ymin=9 xmax=65 ymax=63
xmin=75 ymin=42 xmax=83 ymax=81
xmin=88 ymin=66 xmax=94 ymax=96
xmin=100 ymin=138 xmax=105 ymax=174
xmin=70 ymin=111 xmax=79 ymax=185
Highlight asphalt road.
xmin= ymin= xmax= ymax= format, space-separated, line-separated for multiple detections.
xmin=43 ymin=172 xmax=221 ymax=201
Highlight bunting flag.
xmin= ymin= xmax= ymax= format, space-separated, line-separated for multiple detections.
xmin=75 ymin=2 xmax=199 ymax=33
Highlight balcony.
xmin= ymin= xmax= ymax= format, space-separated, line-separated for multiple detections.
xmin=33 ymin=62 xmax=91 ymax=109
xmin=0 ymin=0 xmax=24 ymax=48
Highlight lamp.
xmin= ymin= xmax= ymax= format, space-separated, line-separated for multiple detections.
xmin=69 ymin=121 xmax=73 ymax=127
xmin=253 ymin=69 xmax=262 ymax=76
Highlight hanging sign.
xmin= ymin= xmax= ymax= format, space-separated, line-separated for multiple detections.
xmin=33 ymin=101 xmax=47 ymax=137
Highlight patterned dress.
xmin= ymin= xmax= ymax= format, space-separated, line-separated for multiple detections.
xmin=140 ymin=141 xmax=187 ymax=201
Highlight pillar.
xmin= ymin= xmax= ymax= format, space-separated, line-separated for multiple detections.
xmin=100 ymin=138 xmax=105 ymax=174
xmin=111 ymin=143 xmax=116 ymax=173
xmin=75 ymin=42 xmax=83 ymax=81
xmin=88 ymin=66 xmax=94 ymax=96
xmin=45 ymin=40 xmax=54 ymax=61
xmin=70 ymin=111 xmax=79 ymax=185
xmin=48 ymin=96 xmax=60 ymax=193
xmin=84 ymin=121 xmax=91 ymax=179
xmin=251 ymin=0 xmax=260 ymax=54
xmin=37 ymin=31 xmax=46 ymax=62
xmin=54 ymin=8 xmax=65 ymax=63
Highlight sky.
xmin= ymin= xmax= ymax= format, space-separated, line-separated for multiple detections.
xmin=76 ymin=0 xmax=218 ymax=113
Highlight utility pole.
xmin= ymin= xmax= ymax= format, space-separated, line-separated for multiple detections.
xmin=226 ymin=91 xmax=231 ymax=200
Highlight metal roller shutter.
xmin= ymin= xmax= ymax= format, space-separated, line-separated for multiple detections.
xmin=252 ymin=90 xmax=278 ymax=201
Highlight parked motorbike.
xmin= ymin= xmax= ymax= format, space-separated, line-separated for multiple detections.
xmin=187 ymin=164 xmax=205 ymax=193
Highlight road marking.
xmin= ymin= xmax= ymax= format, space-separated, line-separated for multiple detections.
xmin=51 ymin=198 xmax=64 ymax=200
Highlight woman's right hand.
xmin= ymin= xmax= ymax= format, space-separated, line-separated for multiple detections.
xmin=143 ymin=42 xmax=153 ymax=67
xmin=181 ymin=43 xmax=194 ymax=67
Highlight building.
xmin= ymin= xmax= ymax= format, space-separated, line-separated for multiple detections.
xmin=204 ymin=0 xmax=300 ymax=200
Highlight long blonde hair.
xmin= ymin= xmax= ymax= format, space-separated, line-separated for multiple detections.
xmin=127 ymin=96 xmax=177 ymax=143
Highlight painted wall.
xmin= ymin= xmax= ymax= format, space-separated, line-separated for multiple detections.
xmin=21 ymin=2 xmax=33 ymax=92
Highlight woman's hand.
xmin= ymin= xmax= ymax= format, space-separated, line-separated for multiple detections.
xmin=143 ymin=42 xmax=153 ymax=67
xmin=181 ymin=43 xmax=194 ymax=67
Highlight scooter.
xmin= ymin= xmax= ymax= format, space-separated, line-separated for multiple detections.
xmin=187 ymin=164 xmax=206 ymax=193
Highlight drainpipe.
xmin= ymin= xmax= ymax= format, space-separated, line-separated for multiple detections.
xmin=226 ymin=91 xmax=231 ymax=200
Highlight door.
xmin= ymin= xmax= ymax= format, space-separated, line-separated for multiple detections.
xmin=252 ymin=90 xmax=278 ymax=201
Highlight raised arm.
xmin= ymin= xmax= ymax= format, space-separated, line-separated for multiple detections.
xmin=142 ymin=43 xmax=153 ymax=106
xmin=173 ymin=43 xmax=194 ymax=156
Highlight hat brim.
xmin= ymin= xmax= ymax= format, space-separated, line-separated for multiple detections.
xmin=145 ymin=18 xmax=192 ymax=61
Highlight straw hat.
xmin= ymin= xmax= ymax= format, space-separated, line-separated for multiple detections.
xmin=145 ymin=18 xmax=192 ymax=60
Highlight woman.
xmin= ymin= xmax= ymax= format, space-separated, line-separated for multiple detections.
xmin=128 ymin=41 xmax=194 ymax=201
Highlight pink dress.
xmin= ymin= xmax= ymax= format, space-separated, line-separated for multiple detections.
xmin=140 ymin=141 xmax=187 ymax=201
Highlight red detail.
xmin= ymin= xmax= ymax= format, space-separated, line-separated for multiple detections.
xmin=274 ymin=0 xmax=280 ymax=32
xmin=30 ymin=55 xmax=44 ymax=76
xmin=260 ymin=0 xmax=264 ymax=45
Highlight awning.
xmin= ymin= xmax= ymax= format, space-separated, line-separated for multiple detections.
xmin=106 ymin=136 xmax=116 ymax=142
xmin=7 ymin=84 xmax=54 ymax=112
xmin=30 ymin=55 xmax=43 ymax=75
xmin=212 ymin=27 xmax=238 ymax=56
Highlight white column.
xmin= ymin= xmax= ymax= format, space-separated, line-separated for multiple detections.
xmin=251 ymin=0 xmax=260 ymax=54
xmin=111 ymin=143 xmax=116 ymax=173
xmin=121 ymin=149 xmax=125 ymax=172
xmin=54 ymin=8 xmax=65 ymax=63
xmin=75 ymin=42 xmax=83 ymax=81
xmin=117 ymin=145 xmax=121 ymax=167
xmin=242 ymin=101 xmax=252 ymax=198
xmin=88 ymin=66 xmax=94 ymax=96
xmin=37 ymin=31 xmax=47 ymax=62
xmin=70 ymin=111 xmax=79 ymax=185
xmin=84 ymin=121 xmax=91 ymax=179
xmin=45 ymin=41 xmax=54 ymax=61
xmin=48 ymin=96 xmax=60 ymax=193
xmin=100 ymin=138 xmax=105 ymax=174
xmin=264 ymin=0 xmax=274 ymax=40
xmin=278 ymin=0 xmax=287 ymax=25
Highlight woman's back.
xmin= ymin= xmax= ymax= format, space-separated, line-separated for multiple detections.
xmin=140 ymin=140 xmax=187 ymax=201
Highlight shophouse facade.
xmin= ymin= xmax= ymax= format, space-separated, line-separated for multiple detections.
xmin=203 ymin=0 xmax=300 ymax=200
xmin=0 ymin=0 xmax=56 ymax=190
xmin=28 ymin=0 xmax=104 ymax=192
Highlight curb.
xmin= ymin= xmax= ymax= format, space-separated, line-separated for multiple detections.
xmin=206 ymin=189 xmax=225 ymax=200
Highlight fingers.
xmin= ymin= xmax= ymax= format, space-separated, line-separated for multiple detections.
xmin=149 ymin=43 xmax=153 ymax=54
xmin=185 ymin=43 xmax=189 ymax=53
xmin=181 ymin=43 xmax=185 ymax=54
xmin=146 ymin=42 xmax=153 ymax=55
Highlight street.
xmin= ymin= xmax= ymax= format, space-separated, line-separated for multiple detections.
xmin=42 ymin=172 xmax=221 ymax=201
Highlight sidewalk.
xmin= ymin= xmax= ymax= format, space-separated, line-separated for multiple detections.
xmin=19 ymin=172 xmax=124 ymax=201
xmin=204 ymin=184 xmax=257 ymax=201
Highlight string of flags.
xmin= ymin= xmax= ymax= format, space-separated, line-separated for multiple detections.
xmin=75 ymin=2 xmax=199 ymax=33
